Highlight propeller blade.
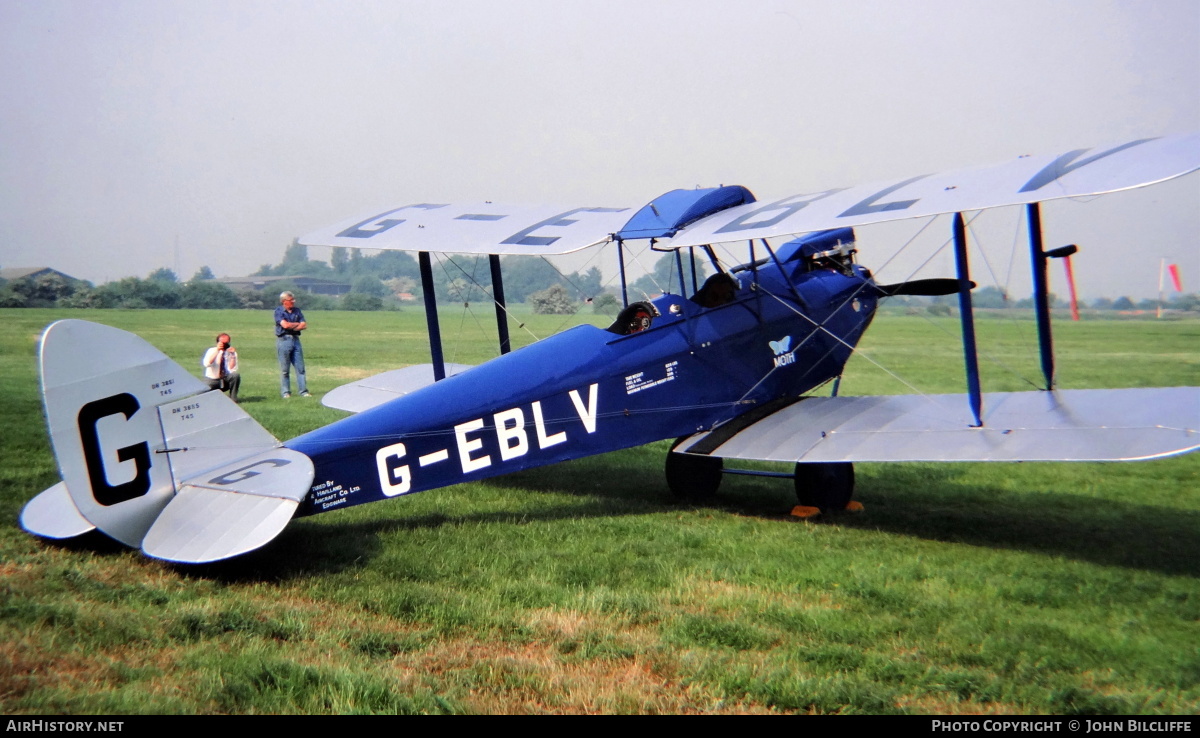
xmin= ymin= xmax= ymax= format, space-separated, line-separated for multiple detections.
xmin=874 ymin=278 xmax=972 ymax=297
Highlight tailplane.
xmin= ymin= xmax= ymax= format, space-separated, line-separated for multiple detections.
xmin=22 ymin=320 xmax=314 ymax=563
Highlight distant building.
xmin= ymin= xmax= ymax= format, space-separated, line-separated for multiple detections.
xmin=213 ymin=275 xmax=351 ymax=296
xmin=0 ymin=267 xmax=83 ymax=284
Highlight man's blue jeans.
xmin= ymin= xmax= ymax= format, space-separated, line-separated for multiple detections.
xmin=277 ymin=335 xmax=307 ymax=396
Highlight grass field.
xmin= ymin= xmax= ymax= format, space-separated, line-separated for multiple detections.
xmin=1 ymin=306 xmax=1197 ymax=714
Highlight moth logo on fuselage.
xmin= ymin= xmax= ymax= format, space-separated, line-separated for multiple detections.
xmin=375 ymin=383 xmax=600 ymax=497
xmin=770 ymin=336 xmax=796 ymax=368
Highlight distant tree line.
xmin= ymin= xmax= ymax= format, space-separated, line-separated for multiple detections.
xmin=250 ymin=240 xmax=613 ymax=313
xmin=0 ymin=240 xmax=617 ymax=313
xmin=2 ymin=247 xmax=1195 ymax=315
xmin=901 ymin=285 xmax=1200 ymax=313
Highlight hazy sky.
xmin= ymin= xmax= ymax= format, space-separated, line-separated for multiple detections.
xmin=1 ymin=0 xmax=1197 ymax=298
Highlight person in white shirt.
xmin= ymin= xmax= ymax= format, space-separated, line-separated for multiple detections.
xmin=202 ymin=332 xmax=241 ymax=402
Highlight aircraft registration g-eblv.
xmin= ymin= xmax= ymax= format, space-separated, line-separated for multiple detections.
xmin=20 ymin=133 xmax=1200 ymax=563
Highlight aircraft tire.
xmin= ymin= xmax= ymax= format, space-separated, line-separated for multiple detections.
xmin=666 ymin=439 xmax=722 ymax=501
xmin=794 ymin=462 xmax=855 ymax=512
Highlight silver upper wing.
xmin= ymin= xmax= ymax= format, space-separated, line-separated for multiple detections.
xmin=663 ymin=132 xmax=1200 ymax=248
xmin=300 ymin=202 xmax=636 ymax=255
xmin=297 ymin=133 xmax=1199 ymax=255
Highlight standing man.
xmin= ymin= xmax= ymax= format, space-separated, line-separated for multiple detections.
xmin=202 ymin=332 xmax=241 ymax=402
xmin=275 ymin=291 xmax=311 ymax=398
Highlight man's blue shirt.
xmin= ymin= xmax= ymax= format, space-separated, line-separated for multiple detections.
xmin=275 ymin=305 xmax=306 ymax=337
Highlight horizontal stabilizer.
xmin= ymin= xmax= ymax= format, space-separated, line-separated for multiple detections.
xmin=157 ymin=390 xmax=280 ymax=483
xmin=20 ymin=482 xmax=96 ymax=540
xmin=322 ymin=363 xmax=474 ymax=413
xmin=141 ymin=448 xmax=314 ymax=563
xmin=676 ymin=387 xmax=1199 ymax=463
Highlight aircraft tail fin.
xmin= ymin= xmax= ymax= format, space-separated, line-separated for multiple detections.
xmin=24 ymin=320 xmax=313 ymax=562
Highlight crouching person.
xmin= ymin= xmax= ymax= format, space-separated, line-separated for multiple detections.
xmin=202 ymin=332 xmax=241 ymax=402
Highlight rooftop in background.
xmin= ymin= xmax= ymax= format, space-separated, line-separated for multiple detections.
xmin=0 ymin=267 xmax=83 ymax=283
xmin=211 ymin=275 xmax=351 ymax=296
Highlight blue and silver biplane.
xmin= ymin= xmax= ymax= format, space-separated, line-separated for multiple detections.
xmin=21 ymin=133 xmax=1200 ymax=562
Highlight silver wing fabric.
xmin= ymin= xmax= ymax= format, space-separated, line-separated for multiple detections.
xmin=300 ymin=203 xmax=636 ymax=255
xmin=663 ymin=133 xmax=1200 ymax=248
xmin=321 ymin=363 xmax=475 ymax=414
xmin=298 ymin=133 xmax=1200 ymax=255
xmin=674 ymin=387 xmax=1200 ymax=463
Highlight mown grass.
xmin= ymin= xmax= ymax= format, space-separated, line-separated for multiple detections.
xmin=0 ymin=307 xmax=1196 ymax=714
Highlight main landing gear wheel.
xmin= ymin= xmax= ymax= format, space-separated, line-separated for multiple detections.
xmin=793 ymin=462 xmax=857 ymax=514
xmin=665 ymin=437 xmax=723 ymax=502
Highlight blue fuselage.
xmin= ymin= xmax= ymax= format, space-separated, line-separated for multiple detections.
xmin=286 ymin=262 xmax=877 ymax=516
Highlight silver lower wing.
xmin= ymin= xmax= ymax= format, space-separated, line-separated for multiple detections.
xmin=675 ymin=387 xmax=1199 ymax=463
xmin=322 ymin=363 xmax=474 ymax=413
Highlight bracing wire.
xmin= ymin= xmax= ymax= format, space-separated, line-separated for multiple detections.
xmin=705 ymin=215 xmax=1043 ymax=396
xmin=622 ymin=241 xmax=673 ymax=300
xmin=439 ymin=253 xmax=542 ymax=344
xmin=1004 ymin=205 xmax=1024 ymax=298
xmin=966 ymin=212 xmax=1044 ymax=389
xmin=1002 ymin=206 xmax=1048 ymax=380
xmin=531 ymin=254 xmax=605 ymax=336
xmin=867 ymin=215 xmax=1041 ymax=391
xmin=434 ymin=254 xmax=494 ymax=364
xmin=864 ymin=216 xmax=943 ymax=284
xmin=755 ymin=285 xmax=933 ymax=398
